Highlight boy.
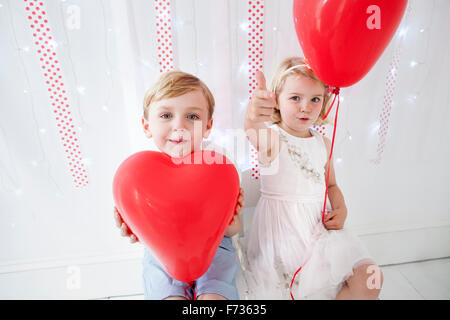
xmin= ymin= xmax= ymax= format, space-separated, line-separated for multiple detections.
xmin=114 ymin=70 xmax=245 ymax=300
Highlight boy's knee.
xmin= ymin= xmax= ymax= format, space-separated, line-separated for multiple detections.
xmin=197 ymin=293 xmax=227 ymax=300
xmin=163 ymin=296 xmax=188 ymax=300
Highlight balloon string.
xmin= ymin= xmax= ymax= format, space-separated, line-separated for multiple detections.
xmin=289 ymin=266 xmax=302 ymax=300
xmin=192 ymin=282 xmax=197 ymax=300
xmin=322 ymin=88 xmax=340 ymax=121
xmin=322 ymin=93 xmax=340 ymax=223
xmin=184 ymin=281 xmax=196 ymax=300
xmin=289 ymin=92 xmax=341 ymax=300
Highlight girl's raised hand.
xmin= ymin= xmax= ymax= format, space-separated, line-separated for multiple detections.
xmin=245 ymin=70 xmax=277 ymax=123
xmin=323 ymin=208 xmax=347 ymax=230
xmin=114 ymin=207 xmax=139 ymax=243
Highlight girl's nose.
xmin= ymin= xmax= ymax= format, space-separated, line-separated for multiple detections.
xmin=299 ymin=102 xmax=309 ymax=112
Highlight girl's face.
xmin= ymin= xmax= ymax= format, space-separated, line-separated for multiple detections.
xmin=277 ymin=74 xmax=325 ymax=138
xmin=142 ymin=89 xmax=213 ymax=159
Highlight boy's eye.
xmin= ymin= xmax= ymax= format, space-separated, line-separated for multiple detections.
xmin=160 ymin=113 xmax=171 ymax=119
xmin=187 ymin=114 xmax=200 ymax=120
xmin=312 ymin=97 xmax=321 ymax=103
xmin=290 ymin=96 xmax=300 ymax=102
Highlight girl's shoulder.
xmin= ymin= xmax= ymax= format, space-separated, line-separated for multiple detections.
xmin=309 ymin=130 xmax=331 ymax=165
xmin=317 ymin=133 xmax=331 ymax=154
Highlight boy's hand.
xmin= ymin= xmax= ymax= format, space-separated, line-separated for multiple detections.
xmin=229 ymin=188 xmax=245 ymax=225
xmin=225 ymin=188 xmax=245 ymax=237
xmin=245 ymin=71 xmax=277 ymax=123
xmin=323 ymin=208 xmax=347 ymax=230
xmin=114 ymin=207 xmax=139 ymax=243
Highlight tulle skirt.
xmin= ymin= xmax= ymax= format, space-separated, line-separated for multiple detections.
xmin=234 ymin=196 xmax=376 ymax=300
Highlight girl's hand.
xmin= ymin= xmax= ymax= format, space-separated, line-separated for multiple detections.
xmin=323 ymin=208 xmax=347 ymax=230
xmin=114 ymin=207 xmax=139 ymax=243
xmin=245 ymin=71 xmax=277 ymax=124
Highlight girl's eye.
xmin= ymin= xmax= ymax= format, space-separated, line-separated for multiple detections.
xmin=187 ymin=114 xmax=200 ymax=120
xmin=312 ymin=97 xmax=321 ymax=103
xmin=160 ymin=113 xmax=171 ymax=119
xmin=290 ymin=96 xmax=300 ymax=102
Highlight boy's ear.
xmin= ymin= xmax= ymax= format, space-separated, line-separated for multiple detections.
xmin=142 ymin=117 xmax=152 ymax=138
xmin=203 ymin=117 xmax=213 ymax=139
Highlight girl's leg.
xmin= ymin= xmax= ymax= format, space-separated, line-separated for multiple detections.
xmin=335 ymin=264 xmax=383 ymax=300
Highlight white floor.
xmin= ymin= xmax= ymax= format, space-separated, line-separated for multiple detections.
xmin=100 ymin=257 xmax=450 ymax=300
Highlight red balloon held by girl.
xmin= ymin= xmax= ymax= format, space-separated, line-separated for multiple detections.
xmin=293 ymin=0 xmax=408 ymax=87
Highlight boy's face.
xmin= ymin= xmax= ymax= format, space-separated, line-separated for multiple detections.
xmin=142 ymin=89 xmax=213 ymax=159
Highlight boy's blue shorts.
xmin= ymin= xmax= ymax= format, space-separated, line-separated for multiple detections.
xmin=142 ymin=236 xmax=240 ymax=300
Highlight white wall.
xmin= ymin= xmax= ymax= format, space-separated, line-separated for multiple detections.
xmin=0 ymin=0 xmax=449 ymax=299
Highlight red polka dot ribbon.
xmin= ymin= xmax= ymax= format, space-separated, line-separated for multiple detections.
xmin=23 ymin=0 xmax=88 ymax=188
xmin=373 ymin=46 xmax=400 ymax=165
xmin=155 ymin=0 xmax=174 ymax=73
xmin=312 ymin=124 xmax=327 ymax=137
xmin=248 ymin=0 xmax=264 ymax=180
xmin=373 ymin=3 xmax=411 ymax=164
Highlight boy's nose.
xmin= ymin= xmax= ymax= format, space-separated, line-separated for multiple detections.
xmin=172 ymin=117 xmax=187 ymax=130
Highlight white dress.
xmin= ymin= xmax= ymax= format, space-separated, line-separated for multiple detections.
xmin=235 ymin=124 xmax=376 ymax=300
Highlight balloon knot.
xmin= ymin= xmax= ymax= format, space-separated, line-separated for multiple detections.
xmin=327 ymin=86 xmax=340 ymax=96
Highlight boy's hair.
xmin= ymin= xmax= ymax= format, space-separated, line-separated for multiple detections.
xmin=143 ymin=71 xmax=215 ymax=120
xmin=269 ymin=57 xmax=332 ymax=126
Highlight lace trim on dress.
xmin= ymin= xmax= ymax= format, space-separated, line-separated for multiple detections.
xmin=278 ymin=131 xmax=322 ymax=184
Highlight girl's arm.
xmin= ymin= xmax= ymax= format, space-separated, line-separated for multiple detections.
xmin=244 ymin=71 xmax=280 ymax=163
xmin=323 ymin=137 xmax=347 ymax=229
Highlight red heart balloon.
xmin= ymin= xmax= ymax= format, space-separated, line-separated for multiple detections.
xmin=113 ymin=150 xmax=240 ymax=283
xmin=293 ymin=0 xmax=407 ymax=87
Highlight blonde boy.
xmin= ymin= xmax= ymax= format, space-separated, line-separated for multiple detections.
xmin=114 ymin=71 xmax=244 ymax=300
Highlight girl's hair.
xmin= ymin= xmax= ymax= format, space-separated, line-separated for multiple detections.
xmin=143 ymin=70 xmax=215 ymax=120
xmin=269 ymin=57 xmax=333 ymax=126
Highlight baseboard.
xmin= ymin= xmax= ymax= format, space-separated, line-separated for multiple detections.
xmin=0 ymin=249 xmax=145 ymax=299
xmin=353 ymin=224 xmax=450 ymax=266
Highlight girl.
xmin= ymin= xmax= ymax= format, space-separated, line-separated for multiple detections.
xmin=237 ymin=57 xmax=383 ymax=300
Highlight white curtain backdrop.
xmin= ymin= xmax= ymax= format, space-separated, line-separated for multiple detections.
xmin=0 ymin=0 xmax=449 ymax=298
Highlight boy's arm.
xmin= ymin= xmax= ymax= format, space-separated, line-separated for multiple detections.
xmin=225 ymin=216 xmax=242 ymax=237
